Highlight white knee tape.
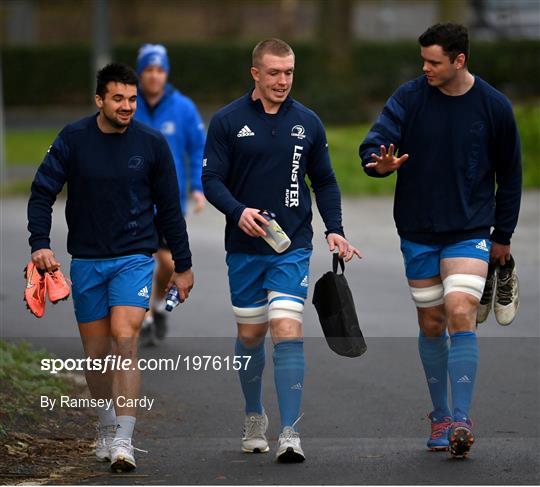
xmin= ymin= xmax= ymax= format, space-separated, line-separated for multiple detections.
xmin=409 ymin=284 xmax=444 ymax=308
xmin=443 ymin=274 xmax=486 ymax=301
xmin=232 ymin=304 xmax=268 ymax=324
xmin=267 ymin=291 xmax=304 ymax=323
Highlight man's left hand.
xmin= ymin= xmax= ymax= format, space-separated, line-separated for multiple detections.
xmin=326 ymin=233 xmax=362 ymax=262
xmin=166 ymin=268 xmax=194 ymax=302
xmin=191 ymin=190 xmax=206 ymax=213
xmin=491 ymin=242 xmax=511 ymax=265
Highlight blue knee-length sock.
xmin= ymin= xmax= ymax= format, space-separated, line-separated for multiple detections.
xmin=418 ymin=331 xmax=451 ymax=418
xmin=235 ymin=338 xmax=265 ymax=414
xmin=448 ymin=331 xmax=478 ymax=421
xmin=273 ymin=340 xmax=304 ymax=430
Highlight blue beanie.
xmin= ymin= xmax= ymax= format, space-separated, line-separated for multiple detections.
xmin=136 ymin=44 xmax=170 ymax=75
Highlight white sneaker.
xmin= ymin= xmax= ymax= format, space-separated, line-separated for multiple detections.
xmin=241 ymin=412 xmax=269 ymax=453
xmin=110 ymin=438 xmax=140 ymax=472
xmin=276 ymin=426 xmax=305 ymax=463
xmin=494 ymin=255 xmax=519 ymax=326
xmin=94 ymin=425 xmax=115 ymax=462
xmin=139 ymin=317 xmax=156 ymax=347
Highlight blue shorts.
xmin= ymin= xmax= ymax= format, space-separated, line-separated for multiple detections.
xmin=226 ymin=248 xmax=311 ymax=308
xmin=401 ymin=238 xmax=491 ymax=280
xmin=70 ymin=254 xmax=154 ymax=323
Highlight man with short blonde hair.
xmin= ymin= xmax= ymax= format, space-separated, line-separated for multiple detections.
xmin=203 ymin=39 xmax=360 ymax=463
xmin=252 ymin=38 xmax=294 ymax=67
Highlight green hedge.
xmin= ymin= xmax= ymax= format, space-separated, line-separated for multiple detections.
xmin=2 ymin=40 xmax=539 ymax=122
xmin=3 ymin=45 xmax=92 ymax=106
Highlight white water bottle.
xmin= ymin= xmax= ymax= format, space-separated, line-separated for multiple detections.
xmin=258 ymin=210 xmax=291 ymax=253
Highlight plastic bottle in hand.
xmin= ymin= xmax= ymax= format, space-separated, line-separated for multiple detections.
xmin=165 ymin=286 xmax=181 ymax=312
xmin=258 ymin=210 xmax=291 ymax=253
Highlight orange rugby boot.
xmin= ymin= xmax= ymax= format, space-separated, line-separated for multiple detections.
xmin=23 ymin=262 xmax=46 ymax=318
xmin=45 ymin=268 xmax=71 ymax=303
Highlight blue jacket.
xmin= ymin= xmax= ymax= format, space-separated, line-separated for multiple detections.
xmin=27 ymin=115 xmax=192 ymax=272
xmin=202 ymin=92 xmax=344 ymax=254
xmin=135 ymin=84 xmax=206 ymax=211
xmin=360 ymin=76 xmax=521 ymax=245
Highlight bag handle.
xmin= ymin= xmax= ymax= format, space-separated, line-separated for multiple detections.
xmin=332 ymin=253 xmax=345 ymax=274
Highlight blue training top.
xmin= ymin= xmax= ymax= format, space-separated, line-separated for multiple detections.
xmin=360 ymin=75 xmax=522 ymax=246
xmin=135 ymin=83 xmax=206 ymax=212
xmin=202 ymin=91 xmax=344 ymax=254
xmin=27 ymin=114 xmax=192 ymax=272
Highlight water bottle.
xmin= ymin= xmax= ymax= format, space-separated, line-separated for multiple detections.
xmin=165 ymin=286 xmax=182 ymax=312
xmin=258 ymin=210 xmax=291 ymax=253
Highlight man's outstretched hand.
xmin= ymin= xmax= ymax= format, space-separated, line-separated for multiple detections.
xmin=366 ymin=144 xmax=409 ymax=175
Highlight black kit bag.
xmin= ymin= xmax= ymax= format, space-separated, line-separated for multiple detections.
xmin=312 ymin=254 xmax=367 ymax=358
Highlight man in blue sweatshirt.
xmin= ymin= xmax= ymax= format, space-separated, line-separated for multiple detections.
xmin=27 ymin=63 xmax=194 ymax=472
xmin=203 ymin=38 xmax=361 ymax=463
xmin=360 ymin=23 xmax=521 ymax=458
xmin=134 ymin=44 xmax=206 ymax=344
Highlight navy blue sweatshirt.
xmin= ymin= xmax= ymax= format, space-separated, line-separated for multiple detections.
xmin=202 ymin=92 xmax=344 ymax=254
xmin=360 ymin=76 xmax=522 ymax=245
xmin=27 ymin=114 xmax=192 ymax=272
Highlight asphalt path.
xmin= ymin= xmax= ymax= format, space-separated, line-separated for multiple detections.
xmin=1 ymin=193 xmax=538 ymax=485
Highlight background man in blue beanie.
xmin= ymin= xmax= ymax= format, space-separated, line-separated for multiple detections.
xmin=134 ymin=44 xmax=206 ymax=344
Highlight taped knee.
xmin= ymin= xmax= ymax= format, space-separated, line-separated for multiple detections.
xmin=232 ymin=303 xmax=268 ymax=325
xmin=443 ymin=274 xmax=486 ymax=301
xmin=409 ymin=284 xmax=444 ymax=308
xmin=267 ymin=292 xmax=304 ymax=323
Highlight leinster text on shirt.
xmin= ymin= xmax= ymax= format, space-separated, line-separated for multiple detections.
xmin=285 ymin=145 xmax=303 ymax=207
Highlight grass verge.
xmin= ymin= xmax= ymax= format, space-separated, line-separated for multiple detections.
xmin=4 ymin=103 xmax=539 ymax=195
xmin=0 ymin=340 xmax=95 ymax=483
xmin=0 ymin=340 xmax=71 ymax=430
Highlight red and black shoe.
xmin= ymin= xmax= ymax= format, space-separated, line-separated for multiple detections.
xmin=448 ymin=419 xmax=475 ymax=458
xmin=427 ymin=412 xmax=452 ymax=451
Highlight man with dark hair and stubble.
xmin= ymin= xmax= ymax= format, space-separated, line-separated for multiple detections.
xmin=360 ymin=23 xmax=521 ymax=458
xmin=203 ymin=38 xmax=361 ymax=463
xmin=27 ymin=63 xmax=194 ymax=472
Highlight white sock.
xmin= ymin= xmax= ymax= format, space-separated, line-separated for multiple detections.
xmin=115 ymin=415 xmax=136 ymax=440
xmin=95 ymin=403 xmax=116 ymax=428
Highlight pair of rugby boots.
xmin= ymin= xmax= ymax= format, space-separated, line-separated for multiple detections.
xmin=477 ymin=255 xmax=519 ymax=326
xmin=24 ymin=262 xmax=70 ymax=318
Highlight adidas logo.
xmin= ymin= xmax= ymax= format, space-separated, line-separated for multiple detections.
xmin=237 ymin=125 xmax=255 ymax=138
xmin=427 ymin=377 xmax=439 ymax=384
xmin=457 ymin=375 xmax=472 ymax=383
xmin=290 ymin=382 xmax=303 ymax=390
xmin=247 ymin=375 xmax=261 ymax=383
xmin=300 ymin=275 xmax=309 ymax=288
xmin=475 ymin=239 xmax=489 ymax=252
xmin=138 ymin=286 xmax=150 ymax=298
